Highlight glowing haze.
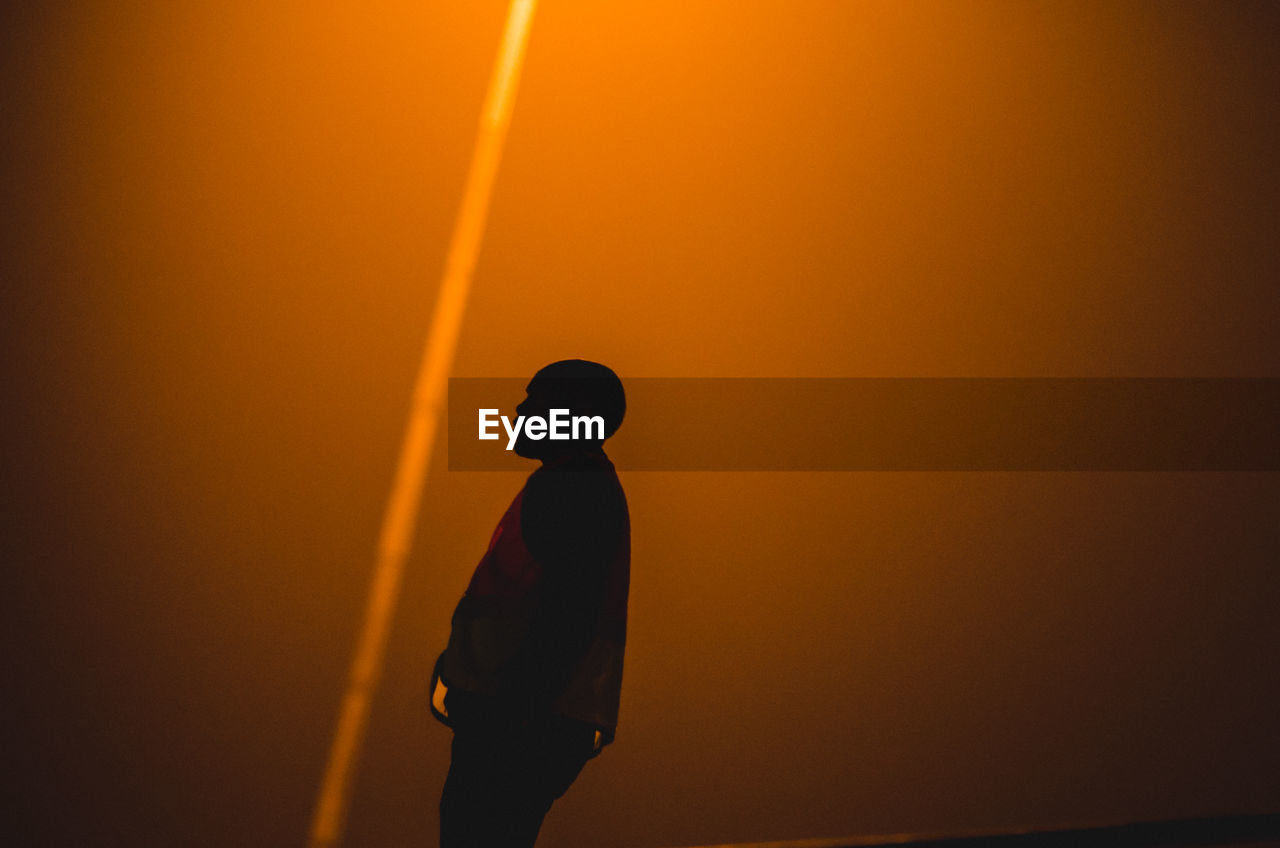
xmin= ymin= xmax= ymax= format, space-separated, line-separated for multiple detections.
xmin=3 ymin=1 xmax=1277 ymax=846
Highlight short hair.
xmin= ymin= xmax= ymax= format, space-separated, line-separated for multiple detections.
xmin=529 ymin=359 xmax=626 ymax=439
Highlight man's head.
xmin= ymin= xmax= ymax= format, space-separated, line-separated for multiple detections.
xmin=513 ymin=360 xmax=625 ymax=460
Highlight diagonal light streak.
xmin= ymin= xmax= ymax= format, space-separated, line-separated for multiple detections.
xmin=307 ymin=2 xmax=537 ymax=844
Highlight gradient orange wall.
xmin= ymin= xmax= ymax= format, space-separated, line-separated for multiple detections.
xmin=4 ymin=1 xmax=1277 ymax=845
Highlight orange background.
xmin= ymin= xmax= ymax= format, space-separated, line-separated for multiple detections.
xmin=4 ymin=1 xmax=1278 ymax=845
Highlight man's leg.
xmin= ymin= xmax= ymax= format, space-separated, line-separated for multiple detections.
xmin=440 ymin=720 xmax=595 ymax=848
xmin=499 ymin=722 xmax=594 ymax=846
xmin=440 ymin=727 xmax=518 ymax=848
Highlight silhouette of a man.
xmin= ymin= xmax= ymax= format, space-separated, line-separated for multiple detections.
xmin=432 ymin=360 xmax=630 ymax=848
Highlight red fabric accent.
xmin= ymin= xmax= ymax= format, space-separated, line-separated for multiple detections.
xmin=465 ymin=489 xmax=543 ymax=599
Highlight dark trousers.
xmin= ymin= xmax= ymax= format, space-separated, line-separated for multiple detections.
xmin=439 ymin=715 xmax=597 ymax=848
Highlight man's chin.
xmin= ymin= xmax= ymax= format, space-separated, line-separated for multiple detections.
xmin=512 ymin=440 xmax=541 ymax=460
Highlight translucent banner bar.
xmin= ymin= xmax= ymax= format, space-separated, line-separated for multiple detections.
xmin=448 ymin=378 xmax=1280 ymax=471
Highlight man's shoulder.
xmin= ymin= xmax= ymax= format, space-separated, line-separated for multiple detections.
xmin=521 ymin=457 xmax=627 ymax=566
xmin=526 ymin=457 xmax=625 ymax=511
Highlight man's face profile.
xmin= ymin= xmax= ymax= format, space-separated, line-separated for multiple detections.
xmin=512 ymin=383 xmax=551 ymax=459
xmin=510 ymin=361 xmax=623 ymax=460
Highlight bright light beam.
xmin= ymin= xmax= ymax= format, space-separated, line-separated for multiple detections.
xmin=307 ymin=2 xmax=537 ymax=845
